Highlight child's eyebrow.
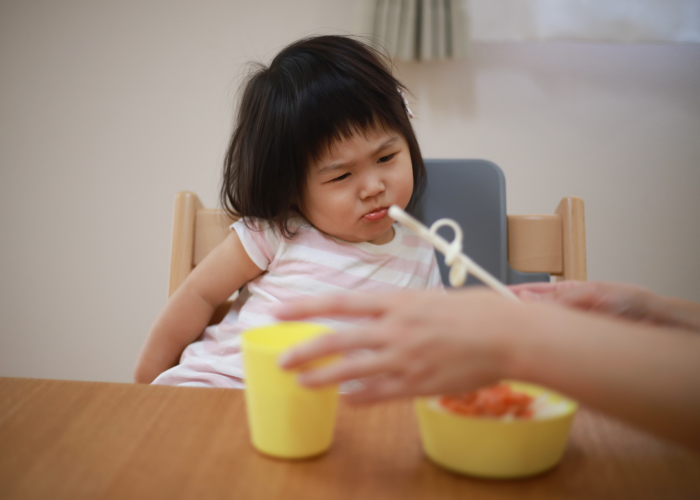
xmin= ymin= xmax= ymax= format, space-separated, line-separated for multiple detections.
xmin=317 ymin=136 xmax=399 ymax=175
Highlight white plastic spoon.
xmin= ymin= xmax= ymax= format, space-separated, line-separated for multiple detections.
xmin=388 ymin=205 xmax=519 ymax=302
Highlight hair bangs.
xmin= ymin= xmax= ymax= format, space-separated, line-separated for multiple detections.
xmin=296 ymin=85 xmax=401 ymax=169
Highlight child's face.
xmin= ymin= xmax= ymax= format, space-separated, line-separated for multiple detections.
xmin=303 ymin=128 xmax=413 ymax=244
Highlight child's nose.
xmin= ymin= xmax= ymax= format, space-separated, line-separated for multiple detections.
xmin=359 ymin=173 xmax=386 ymax=199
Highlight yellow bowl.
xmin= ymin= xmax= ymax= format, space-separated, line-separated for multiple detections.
xmin=414 ymin=381 xmax=577 ymax=479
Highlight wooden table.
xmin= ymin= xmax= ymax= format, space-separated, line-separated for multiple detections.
xmin=1 ymin=377 xmax=699 ymax=499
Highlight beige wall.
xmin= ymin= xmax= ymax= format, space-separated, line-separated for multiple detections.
xmin=1 ymin=1 xmax=698 ymax=383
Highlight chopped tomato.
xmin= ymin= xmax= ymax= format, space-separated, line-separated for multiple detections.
xmin=440 ymin=383 xmax=534 ymax=419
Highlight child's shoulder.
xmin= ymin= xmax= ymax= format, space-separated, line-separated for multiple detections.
xmin=232 ymin=215 xmax=313 ymax=239
xmin=231 ymin=216 xmax=270 ymax=235
xmin=231 ymin=216 xmax=316 ymax=266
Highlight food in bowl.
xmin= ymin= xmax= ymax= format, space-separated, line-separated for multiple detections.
xmin=437 ymin=383 xmax=571 ymax=421
xmin=415 ymin=381 xmax=577 ymax=479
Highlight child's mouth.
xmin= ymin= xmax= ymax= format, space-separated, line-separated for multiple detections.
xmin=363 ymin=207 xmax=388 ymax=221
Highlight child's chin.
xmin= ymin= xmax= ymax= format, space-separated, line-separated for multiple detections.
xmin=367 ymin=226 xmax=394 ymax=244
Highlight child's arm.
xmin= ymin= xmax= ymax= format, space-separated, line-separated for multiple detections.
xmin=134 ymin=231 xmax=263 ymax=384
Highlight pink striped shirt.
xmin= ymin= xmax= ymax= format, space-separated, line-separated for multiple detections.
xmin=153 ymin=217 xmax=443 ymax=388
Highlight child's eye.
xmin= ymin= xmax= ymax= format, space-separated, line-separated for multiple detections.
xmin=378 ymin=153 xmax=396 ymax=163
xmin=331 ymin=173 xmax=350 ymax=182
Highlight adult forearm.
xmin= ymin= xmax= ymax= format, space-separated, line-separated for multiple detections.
xmin=662 ymin=296 xmax=700 ymax=332
xmin=510 ymin=304 xmax=700 ymax=449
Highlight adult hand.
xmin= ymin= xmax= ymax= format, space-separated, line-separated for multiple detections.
xmin=510 ymin=281 xmax=700 ymax=332
xmin=276 ymin=285 xmax=700 ymax=450
xmin=276 ymin=290 xmax=526 ymax=403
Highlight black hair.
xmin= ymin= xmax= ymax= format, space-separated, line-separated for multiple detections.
xmin=220 ymin=35 xmax=426 ymax=237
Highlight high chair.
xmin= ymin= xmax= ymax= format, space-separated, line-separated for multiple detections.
xmin=418 ymin=159 xmax=586 ymax=286
xmin=167 ymin=159 xmax=586 ymax=322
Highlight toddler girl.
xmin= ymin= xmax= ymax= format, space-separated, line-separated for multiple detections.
xmin=134 ymin=35 xmax=443 ymax=388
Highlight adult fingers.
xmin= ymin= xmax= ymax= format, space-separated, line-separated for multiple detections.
xmin=297 ymin=350 xmax=397 ymax=388
xmin=509 ymin=281 xmax=582 ymax=296
xmin=513 ymin=282 xmax=606 ymax=310
xmin=278 ymin=327 xmax=384 ymax=370
xmin=273 ymin=293 xmax=398 ymax=321
xmin=343 ymin=374 xmax=410 ymax=404
xmin=509 ymin=282 xmax=558 ymax=295
xmin=546 ymin=285 xmax=603 ymax=309
xmin=341 ymin=362 xmax=444 ymax=404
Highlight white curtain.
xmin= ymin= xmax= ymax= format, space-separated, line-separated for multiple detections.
xmin=468 ymin=0 xmax=700 ymax=43
xmin=355 ymin=0 xmax=469 ymax=61
xmin=355 ymin=0 xmax=700 ymax=62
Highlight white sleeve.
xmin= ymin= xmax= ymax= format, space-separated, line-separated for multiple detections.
xmin=231 ymin=218 xmax=281 ymax=271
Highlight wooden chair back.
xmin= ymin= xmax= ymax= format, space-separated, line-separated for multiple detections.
xmin=507 ymin=196 xmax=587 ymax=281
xmin=168 ymin=192 xmax=586 ymax=299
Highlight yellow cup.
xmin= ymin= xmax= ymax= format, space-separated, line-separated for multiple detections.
xmin=242 ymin=322 xmax=339 ymax=459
